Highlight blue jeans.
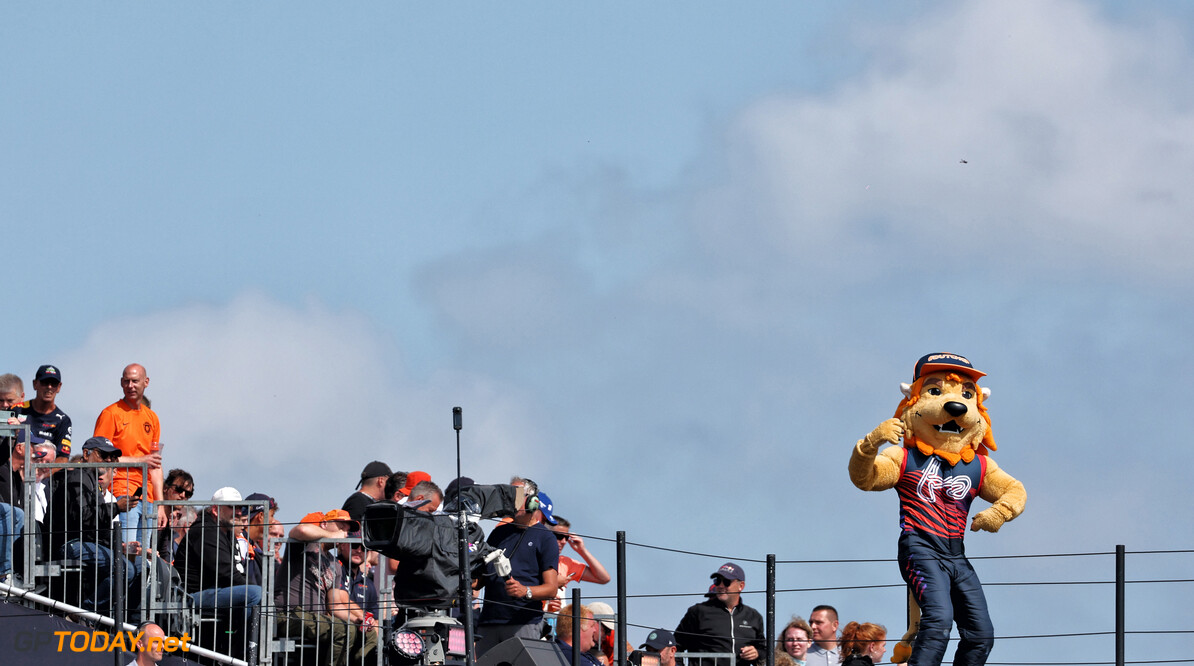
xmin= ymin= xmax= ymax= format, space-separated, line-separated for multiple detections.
xmin=0 ymin=503 xmax=23 ymax=577
xmin=117 ymin=501 xmax=150 ymax=547
xmin=63 ymin=540 xmax=139 ymax=613
xmin=192 ymin=584 xmax=262 ymax=627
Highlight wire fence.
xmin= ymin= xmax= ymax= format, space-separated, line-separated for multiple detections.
xmin=0 ymin=444 xmax=1189 ymax=666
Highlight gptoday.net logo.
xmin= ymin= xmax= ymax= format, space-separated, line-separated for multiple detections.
xmin=12 ymin=629 xmax=193 ymax=653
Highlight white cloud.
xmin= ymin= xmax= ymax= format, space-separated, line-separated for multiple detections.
xmin=54 ymin=291 xmax=548 ymax=521
xmin=705 ymin=0 xmax=1194 ymax=280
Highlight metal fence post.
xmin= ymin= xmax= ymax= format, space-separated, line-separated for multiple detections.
xmin=1116 ymin=544 xmax=1125 ymax=666
xmin=766 ymin=554 xmax=775 ymax=666
xmin=617 ymin=531 xmax=627 ymax=666
xmin=572 ymin=587 xmax=582 ymax=666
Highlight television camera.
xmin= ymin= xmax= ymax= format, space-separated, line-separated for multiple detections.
xmin=362 ymin=482 xmax=522 ymax=665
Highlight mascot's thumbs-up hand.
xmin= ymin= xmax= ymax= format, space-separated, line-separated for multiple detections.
xmin=851 ymin=418 xmax=908 ymax=492
xmin=860 ymin=418 xmax=905 ymax=454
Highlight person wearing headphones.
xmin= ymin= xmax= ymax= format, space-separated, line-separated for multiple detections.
xmin=475 ymin=478 xmax=560 ymax=657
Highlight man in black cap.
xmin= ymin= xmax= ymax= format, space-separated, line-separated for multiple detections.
xmin=15 ymin=365 xmax=73 ymax=462
xmin=674 ymin=562 xmax=766 ymax=666
xmin=341 ymin=460 xmax=391 ymax=522
xmin=641 ymin=629 xmax=679 ymax=666
xmin=44 ymin=436 xmax=138 ymax=612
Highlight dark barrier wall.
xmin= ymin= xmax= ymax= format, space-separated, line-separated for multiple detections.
xmin=0 ymin=600 xmax=202 ymax=666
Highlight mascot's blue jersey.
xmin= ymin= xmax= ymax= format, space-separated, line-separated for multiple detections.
xmin=895 ymin=448 xmax=986 ymax=554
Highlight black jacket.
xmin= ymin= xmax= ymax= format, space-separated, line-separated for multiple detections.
xmin=0 ymin=462 xmax=24 ymax=508
xmin=175 ymin=510 xmax=247 ymax=593
xmin=45 ymin=467 xmax=121 ymax=554
xmin=674 ymin=599 xmax=767 ymax=666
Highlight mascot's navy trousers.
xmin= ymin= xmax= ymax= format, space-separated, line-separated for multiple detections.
xmin=898 ymin=534 xmax=994 ymax=666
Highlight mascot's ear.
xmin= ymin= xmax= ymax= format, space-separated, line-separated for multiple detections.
xmin=981 ymin=387 xmax=991 ymax=401
xmin=900 ymin=382 xmax=912 ymax=398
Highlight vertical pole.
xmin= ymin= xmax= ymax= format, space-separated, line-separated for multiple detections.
xmin=617 ymin=531 xmax=627 ymax=666
xmin=572 ymin=587 xmax=582 ymax=666
xmin=455 ymin=407 xmax=475 ymax=666
xmin=1116 ymin=544 xmax=1125 ymax=666
xmin=767 ymin=555 xmax=776 ymax=666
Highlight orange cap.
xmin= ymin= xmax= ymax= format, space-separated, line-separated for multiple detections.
xmin=300 ymin=511 xmax=325 ymax=525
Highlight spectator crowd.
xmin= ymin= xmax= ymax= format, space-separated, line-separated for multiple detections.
xmin=2 ymin=363 xmax=891 ymax=666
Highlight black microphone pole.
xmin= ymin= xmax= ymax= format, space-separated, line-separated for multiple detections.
xmin=454 ymin=406 xmax=475 ymax=666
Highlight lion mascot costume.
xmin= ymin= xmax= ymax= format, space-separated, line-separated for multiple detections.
xmin=849 ymin=353 xmax=1026 ymax=666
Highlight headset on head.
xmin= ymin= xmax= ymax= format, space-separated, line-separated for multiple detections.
xmin=522 ymin=479 xmax=541 ymax=512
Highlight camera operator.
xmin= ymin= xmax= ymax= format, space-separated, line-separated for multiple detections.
xmin=475 ymin=479 xmax=560 ymax=656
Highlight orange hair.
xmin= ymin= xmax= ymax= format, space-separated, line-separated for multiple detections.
xmin=894 ymin=373 xmax=997 ymax=461
xmin=839 ymin=621 xmax=886 ymax=661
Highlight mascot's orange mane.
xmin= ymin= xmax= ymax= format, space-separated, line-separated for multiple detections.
xmin=894 ymin=372 xmax=997 ymax=463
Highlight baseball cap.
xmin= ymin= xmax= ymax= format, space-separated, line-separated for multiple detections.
xmin=16 ymin=430 xmax=48 ymax=446
xmin=537 ymin=491 xmax=558 ymax=526
xmin=323 ymin=508 xmax=361 ymax=531
xmin=211 ymin=487 xmax=242 ymax=502
xmin=398 ymin=470 xmax=431 ymax=497
xmin=356 ymin=461 xmax=393 ymax=489
xmin=35 ymin=365 xmax=62 ymax=383
xmin=444 ymin=476 xmax=474 ymax=500
xmin=245 ymin=492 xmax=277 ymax=517
xmin=81 ymin=436 xmax=119 ymax=455
xmin=912 ymin=352 xmax=986 ymax=381
xmin=300 ymin=511 xmax=326 ymax=525
xmin=710 ymin=562 xmax=745 ymax=582
xmin=640 ymin=629 xmax=677 ymax=651
xmin=587 ymin=602 xmax=616 ymax=631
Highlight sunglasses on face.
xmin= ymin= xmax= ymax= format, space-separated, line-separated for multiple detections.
xmin=170 ymin=484 xmax=194 ymax=498
xmin=555 ymin=533 xmax=569 ymax=542
xmin=712 ymin=576 xmax=736 ymax=586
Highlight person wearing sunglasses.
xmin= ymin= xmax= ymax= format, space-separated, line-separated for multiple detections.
xmin=13 ymin=365 xmax=73 ymax=463
xmin=674 ymin=563 xmax=766 ymax=666
xmin=175 ymin=486 xmax=262 ymax=660
xmin=155 ymin=469 xmax=195 ymax=562
xmin=335 ymin=531 xmax=379 ymax=621
xmin=44 ymin=436 xmax=137 ymax=613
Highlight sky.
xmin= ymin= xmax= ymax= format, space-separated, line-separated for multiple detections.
xmin=2 ymin=1 xmax=1192 ymax=663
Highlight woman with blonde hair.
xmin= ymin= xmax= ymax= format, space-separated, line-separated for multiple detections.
xmin=778 ymin=616 xmax=813 ymax=666
xmin=838 ymin=622 xmax=886 ymax=666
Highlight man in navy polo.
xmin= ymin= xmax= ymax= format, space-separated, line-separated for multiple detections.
xmin=476 ymin=479 xmax=560 ymax=656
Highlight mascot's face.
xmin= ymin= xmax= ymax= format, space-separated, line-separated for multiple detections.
xmin=902 ymin=371 xmax=987 ymax=453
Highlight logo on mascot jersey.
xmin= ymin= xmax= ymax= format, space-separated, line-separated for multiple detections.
xmin=916 ymin=458 xmax=972 ymax=503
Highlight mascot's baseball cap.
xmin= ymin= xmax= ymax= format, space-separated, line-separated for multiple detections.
xmin=913 ymin=352 xmax=986 ymax=381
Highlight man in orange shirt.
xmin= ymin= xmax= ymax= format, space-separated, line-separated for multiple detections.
xmin=94 ymin=363 xmax=163 ymax=544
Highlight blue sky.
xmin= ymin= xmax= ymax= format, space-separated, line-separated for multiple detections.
xmin=3 ymin=1 xmax=1192 ymax=663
